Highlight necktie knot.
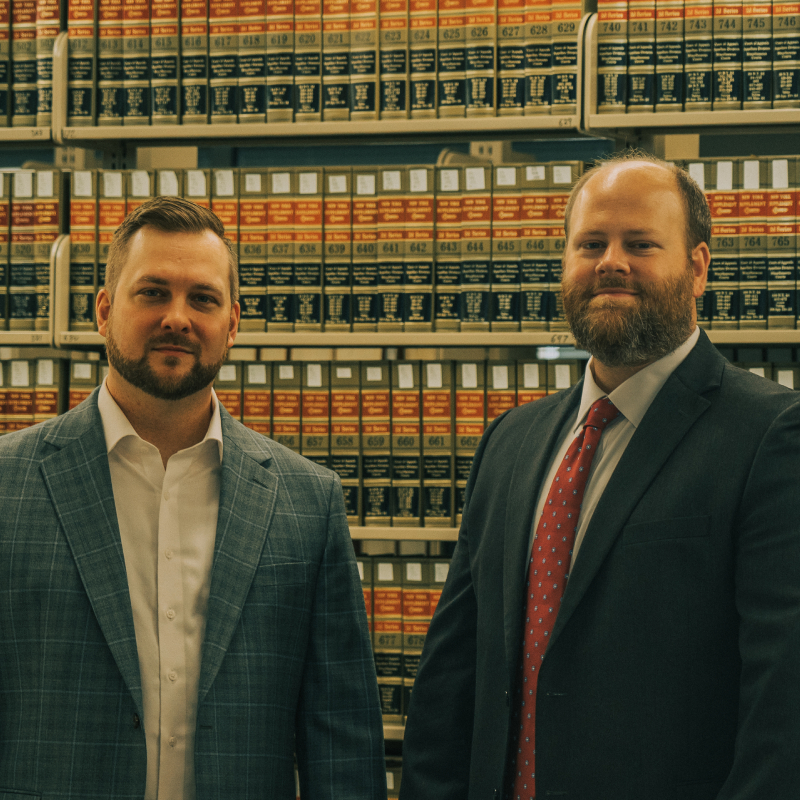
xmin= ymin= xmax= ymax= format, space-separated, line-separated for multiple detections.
xmin=584 ymin=397 xmax=620 ymax=433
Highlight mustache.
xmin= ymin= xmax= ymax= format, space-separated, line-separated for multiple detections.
xmin=587 ymin=278 xmax=642 ymax=294
xmin=147 ymin=335 xmax=201 ymax=355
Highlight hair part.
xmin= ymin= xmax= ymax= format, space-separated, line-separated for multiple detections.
xmin=563 ymin=149 xmax=712 ymax=257
xmin=104 ymin=195 xmax=239 ymax=303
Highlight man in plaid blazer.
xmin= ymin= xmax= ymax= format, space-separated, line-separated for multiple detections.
xmin=0 ymin=197 xmax=385 ymax=800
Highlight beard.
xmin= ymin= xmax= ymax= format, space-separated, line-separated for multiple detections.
xmin=105 ymin=317 xmax=228 ymax=401
xmin=562 ymin=265 xmax=695 ymax=368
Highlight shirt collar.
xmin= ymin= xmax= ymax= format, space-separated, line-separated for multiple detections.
xmin=98 ymin=377 xmax=224 ymax=462
xmin=575 ymin=326 xmax=701 ymax=431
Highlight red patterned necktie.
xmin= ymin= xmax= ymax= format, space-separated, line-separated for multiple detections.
xmin=509 ymin=396 xmax=620 ymax=800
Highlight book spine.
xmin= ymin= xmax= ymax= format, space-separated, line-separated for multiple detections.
xmin=684 ymin=0 xmax=713 ymax=108
xmin=265 ymin=0 xmax=292 ymax=122
xmin=361 ymin=361 xmax=392 ymax=525
xmin=34 ymin=357 xmax=60 ymax=423
xmin=267 ymin=168 xmax=295 ymax=331
xmin=771 ymin=1 xmax=799 ymax=108
xmin=404 ymin=165 xmax=435 ymax=331
xmin=460 ymin=164 xmax=492 ymax=331
xmin=377 ymin=167 xmax=406 ymax=330
xmin=123 ymin=0 xmax=151 ymax=124
xmin=322 ymin=0 xmax=351 ymax=119
xmin=35 ymin=0 xmax=60 ymax=126
xmin=67 ymin=359 xmax=97 ymax=409
xmin=655 ymin=0 xmax=684 ymax=110
xmin=496 ymin=0 xmax=525 ymax=115
xmin=712 ymin=0 xmax=743 ymax=108
xmin=0 ymin=362 xmax=6 ymax=431
xmin=486 ymin=361 xmax=517 ymax=420
xmin=465 ymin=0 xmax=497 ymax=115
xmin=597 ymin=0 xmax=629 ymax=112
xmin=490 ymin=164 xmax=522 ymax=331
xmin=301 ymin=361 xmax=331 ymax=467
xmin=391 ymin=361 xmax=422 ymax=526
xmin=434 ymin=165 xmax=462 ymax=330
xmin=209 ymin=0 xmax=239 ymax=122
xmin=357 ymin=557 xmax=374 ymax=641
xmin=409 ymin=0 xmax=437 ymax=116
xmin=330 ymin=362 xmax=362 ymax=524
xmin=627 ymin=0 xmax=657 ymax=110
xmin=33 ymin=169 xmax=61 ymax=332
xmin=547 ymin=357 xmax=579 ymax=394
xmin=12 ymin=0 xmax=37 ymax=126
xmin=293 ymin=0 xmax=322 ymax=120
xmin=742 ymin=0 xmax=771 ymax=108
xmin=401 ymin=559 xmax=431 ymax=718
xmin=0 ymin=174 xmax=8 ymax=328
xmin=242 ymin=361 xmax=271 ymax=435
xmin=550 ymin=0 xmax=581 ymax=113
xmin=9 ymin=171 xmax=35 ymax=331
xmin=520 ymin=164 xmax=550 ymax=329
xmin=151 ymin=0 xmax=181 ymax=123
xmin=379 ymin=0 xmax=409 ymax=117
xmin=421 ymin=361 xmax=453 ymax=525
xmin=210 ymin=168 xmax=239 ymax=259
xmin=97 ymin=0 xmax=124 ymax=125
xmin=0 ymin=1 xmax=9 ymax=126
xmin=323 ymin=167 xmax=353 ymax=330
xmin=98 ymin=170 xmax=126 ymax=289
xmin=180 ymin=0 xmax=209 ymax=123
xmin=437 ymin=0 xmax=467 ymax=116
xmin=373 ymin=558 xmax=403 ymax=721
xmin=350 ymin=0 xmax=379 ymax=118
xmin=547 ymin=162 xmax=577 ymax=330
xmin=294 ymin=168 xmax=324 ymax=330
xmin=126 ymin=169 xmax=155 ymax=214
xmin=517 ymin=359 xmax=547 ymax=404
xmin=238 ymin=168 xmax=268 ymax=331
xmin=6 ymin=359 xmax=34 ymax=432
xmin=214 ymin=362 xmax=242 ymax=418
xmin=454 ymin=360 xmax=485 ymax=523
xmin=352 ymin=167 xmax=379 ymax=330
xmin=67 ymin=0 xmax=97 ymax=126
xmin=765 ymin=158 xmax=797 ymax=328
xmin=738 ymin=158 xmax=768 ymax=328
xmin=272 ymin=362 xmax=302 ymax=452
xmin=156 ymin=167 xmax=183 ymax=197
xmin=524 ymin=0 xmax=552 ymax=113
xmin=237 ymin=0 xmax=267 ymax=122
xmin=183 ymin=167 xmax=211 ymax=206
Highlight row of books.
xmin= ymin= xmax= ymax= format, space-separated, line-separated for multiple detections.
xmin=596 ymin=0 xmax=800 ymax=111
xmin=64 ymin=0 xmax=590 ymax=127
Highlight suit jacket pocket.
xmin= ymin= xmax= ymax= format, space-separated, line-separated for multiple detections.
xmin=251 ymin=561 xmax=309 ymax=586
xmin=622 ymin=514 xmax=710 ymax=545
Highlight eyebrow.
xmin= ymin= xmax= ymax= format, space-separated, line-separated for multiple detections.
xmin=134 ymin=275 xmax=224 ymax=294
xmin=578 ymin=229 xmax=660 ymax=237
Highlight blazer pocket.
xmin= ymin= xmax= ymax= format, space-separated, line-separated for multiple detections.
xmin=251 ymin=561 xmax=310 ymax=586
xmin=622 ymin=514 xmax=711 ymax=545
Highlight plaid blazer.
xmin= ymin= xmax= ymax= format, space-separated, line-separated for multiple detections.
xmin=0 ymin=389 xmax=386 ymax=800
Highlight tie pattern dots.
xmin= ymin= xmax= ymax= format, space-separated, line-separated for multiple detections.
xmin=508 ymin=397 xmax=620 ymax=800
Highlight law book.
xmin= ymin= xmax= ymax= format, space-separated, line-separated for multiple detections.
xmin=34 ymin=358 xmax=60 ymax=424
xmin=774 ymin=363 xmax=800 ymax=390
xmin=211 ymin=167 xmax=239 ymax=256
xmin=409 ymin=0 xmax=437 ymax=116
xmin=520 ymin=163 xmax=550 ymax=329
xmin=377 ymin=166 xmax=406 ymax=331
xmin=6 ymin=359 xmax=34 ymax=432
xmin=712 ymin=0 xmax=743 ymax=108
xmin=404 ymin=165 xmax=435 ymax=331
xmin=357 ymin=556 xmax=374 ymax=640
xmin=655 ymin=0 xmax=685 ymax=110
xmin=0 ymin=173 xmax=9 ymax=327
xmin=266 ymin=168 xmax=295 ymax=331
xmin=301 ymin=361 xmax=331 ymax=468
xmin=33 ymin=169 xmax=62 ymax=332
xmin=209 ymin=0 xmax=239 ymax=122
xmin=454 ymin=360 xmax=485 ymax=524
xmin=765 ymin=157 xmax=796 ymax=328
xmin=122 ymin=0 xmax=151 ymax=124
xmin=547 ymin=161 xmax=578 ymax=330
xmin=126 ymin=169 xmax=154 ymax=216
xmin=741 ymin=0 xmax=771 ymax=107
xmin=434 ymin=165 xmax=463 ymax=330
xmin=547 ymin=358 xmax=580 ymax=394
xmin=293 ymin=0 xmax=322 ymax=121
xmin=487 ymin=360 xmax=517 ymax=424
xmin=460 ymin=164 xmax=492 ymax=331
xmin=379 ymin=0 xmax=409 ymax=118
xmin=738 ymin=158 xmax=768 ymax=328
xmin=183 ymin=167 xmax=211 ymax=206
xmin=550 ymin=0 xmax=582 ymax=113
xmin=272 ymin=361 xmax=302 ymax=452
xmin=465 ymin=0 xmax=497 ymax=115
xmin=294 ymin=168 xmax=324 ymax=331
xmin=361 ymin=361 xmax=392 ymax=525
xmin=330 ymin=361 xmax=361 ymax=524
xmin=683 ymin=0 xmax=713 ymax=109
xmin=627 ymin=0 xmax=657 ymax=110
xmin=67 ymin=0 xmax=96 ymax=126
xmin=150 ymin=0 xmax=181 ymax=123
xmin=156 ymin=168 xmax=182 ymax=198
xmin=401 ymin=558 xmax=430 ymax=715
xmin=242 ymin=360 xmax=271 ymax=435
xmin=0 ymin=0 xmax=9 ymax=126
xmin=490 ymin=163 xmax=522 ymax=331
xmin=496 ymin=0 xmax=525 ymax=114
xmin=771 ymin=0 xmax=800 ymax=108
xmin=11 ymin=0 xmax=37 ymax=126
xmin=238 ymin=167 xmax=268 ymax=331
xmin=97 ymin=0 xmax=124 ymax=125
xmin=352 ymin=166 xmax=379 ymax=330
xmin=437 ymin=0 xmax=467 ymax=116
xmin=239 ymin=0 xmax=267 ymax=122
xmin=180 ymin=0 xmax=210 ymax=123
xmin=322 ymin=0 xmax=351 ymax=119
xmin=524 ymin=0 xmax=552 ymax=113
xmin=517 ymin=359 xmax=547 ymax=405
xmin=0 ymin=362 xmax=6 ymax=432
xmin=350 ymin=0 xmax=379 ymax=118
xmin=98 ymin=170 xmax=126 ymax=289
xmin=67 ymin=359 xmax=97 ymax=410
xmin=391 ymin=361 xmax=422 ymax=526
xmin=421 ymin=360 xmax=454 ymax=525
xmin=373 ymin=557 xmax=404 ymax=721
xmin=596 ymin=0 xmax=628 ymax=112
xmin=322 ymin=167 xmax=353 ymax=330
xmin=9 ymin=171 xmax=35 ymax=331
xmin=214 ymin=362 xmax=242 ymax=419
xmin=35 ymin=0 xmax=59 ymax=126
xmin=265 ymin=0 xmax=292 ymax=122
xmin=68 ymin=171 xmax=97 ymax=332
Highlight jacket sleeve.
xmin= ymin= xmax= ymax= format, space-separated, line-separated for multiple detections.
xmin=294 ymin=473 xmax=387 ymax=800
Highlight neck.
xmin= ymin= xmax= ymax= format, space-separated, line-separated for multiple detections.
xmin=106 ymin=370 xmax=214 ymax=467
xmin=589 ymin=359 xmax=654 ymax=394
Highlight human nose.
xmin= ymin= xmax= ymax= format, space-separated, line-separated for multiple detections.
xmin=595 ymin=240 xmax=630 ymax=276
xmin=161 ymin=297 xmax=191 ymax=333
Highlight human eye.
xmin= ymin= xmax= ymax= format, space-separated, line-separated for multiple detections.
xmin=194 ymin=293 xmax=219 ymax=306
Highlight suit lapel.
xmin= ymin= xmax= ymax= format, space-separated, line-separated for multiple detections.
xmin=198 ymin=412 xmax=278 ymax=703
xmin=40 ymin=396 xmax=144 ymax=715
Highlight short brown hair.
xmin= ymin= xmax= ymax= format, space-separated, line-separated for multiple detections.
xmin=104 ymin=195 xmax=239 ymax=303
xmin=563 ymin=150 xmax=712 ymax=256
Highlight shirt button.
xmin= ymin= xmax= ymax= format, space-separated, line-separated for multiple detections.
xmin=166 ymin=609 xmax=176 ymax=620
xmin=168 ymin=670 xmax=178 ymax=682
xmin=165 ymin=549 xmax=174 ymax=559
xmin=169 ymin=737 xmax=177 ymax=747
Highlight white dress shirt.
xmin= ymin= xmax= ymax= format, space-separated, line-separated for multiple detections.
xmin=98 ymin=380 xmax=223 ymax=800
xmin=528 ymin=327 xmax=701 ymax=570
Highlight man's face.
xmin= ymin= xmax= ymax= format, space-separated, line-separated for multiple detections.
xmin=96 ymin=226 xmax=240 ymax=401
xmin=562 ymin=162 xmax=709 ymax=368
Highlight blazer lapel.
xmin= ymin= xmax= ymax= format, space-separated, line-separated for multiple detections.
xmin=39 ymin=396 xmax=143 ymax=715
xmin=198 ymin=412 xmax=278 ymax=703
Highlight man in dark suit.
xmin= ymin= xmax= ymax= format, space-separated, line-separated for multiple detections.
xmin=0 ymin=197 xmax=386 ymax=800
xmin=400 ymin=153 xmax=800 ymax=800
